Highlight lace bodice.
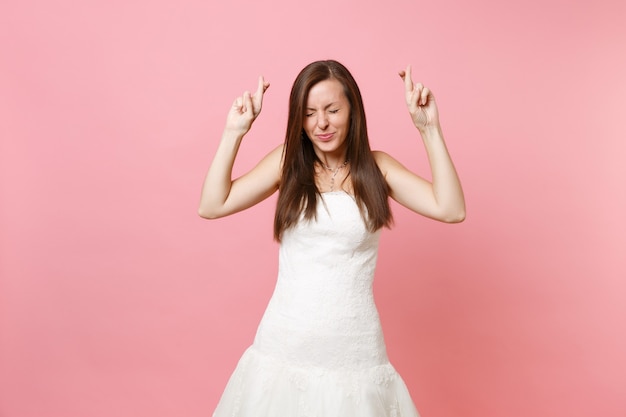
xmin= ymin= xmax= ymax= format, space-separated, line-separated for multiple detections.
xmin=253 ymin=191 xmax=388 ymax=370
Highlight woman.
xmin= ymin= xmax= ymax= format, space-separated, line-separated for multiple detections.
xmin=199 ymin=60 xmax=464 ymax=416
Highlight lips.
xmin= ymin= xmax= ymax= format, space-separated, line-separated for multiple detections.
xmin=316 ymin=133 xmax=334 ymax=141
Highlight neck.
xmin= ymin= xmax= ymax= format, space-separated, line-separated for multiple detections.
xmin=321 ymin=159 xmax=349 ymax=172
xmin=315 ymin=151 xmax=348 ymax=170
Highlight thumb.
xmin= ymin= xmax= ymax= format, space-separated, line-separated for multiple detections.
xmin=242 ymin=91 xmax=253 ymax=114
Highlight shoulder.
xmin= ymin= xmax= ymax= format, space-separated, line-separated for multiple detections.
xmin=264 ymin=143 xmax=285 ymax=179
xmin=372 ymin=150 xmax=392 ymax=162
xmin=372 ymin=150 xmax=400 ymax=177
xmin=259 ymin=144 xmax=284 ymax=169
xmin=246 ymin=143 xmax=284 ymax=187
xmin=267 ymin=143 xmax=285 ymax=161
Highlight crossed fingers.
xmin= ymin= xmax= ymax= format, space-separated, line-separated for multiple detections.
xmin=399 ymin=65 xmax=430 ymax=107
xmin=233 ymin=76 xmax=270 ymax=116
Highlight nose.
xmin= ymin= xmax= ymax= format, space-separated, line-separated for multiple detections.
xmin=317 ymin=113 xmax=329 ymax=129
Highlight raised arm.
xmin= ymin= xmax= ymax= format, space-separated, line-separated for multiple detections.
xmin=198 ymin=76 xmax=282 ymax=219
xmin=374 ymin=65 xmax=465 ymax=223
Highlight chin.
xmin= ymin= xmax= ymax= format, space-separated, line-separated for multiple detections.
xmin=314 ymin=141 xmax=345 ymax=154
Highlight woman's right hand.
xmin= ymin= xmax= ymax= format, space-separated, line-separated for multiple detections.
xmin=225 ymin=75 xmax=270 ymax=135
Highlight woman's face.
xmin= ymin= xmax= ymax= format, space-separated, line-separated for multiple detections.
xmin=303 ymin=79 xmax=351 ymax=159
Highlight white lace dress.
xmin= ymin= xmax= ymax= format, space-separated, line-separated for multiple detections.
xmin=213 ymin=191 xmax=420 ymax=417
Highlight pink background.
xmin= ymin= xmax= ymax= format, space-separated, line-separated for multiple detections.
xmin=1 ymin=0 xmax=625 ymax=416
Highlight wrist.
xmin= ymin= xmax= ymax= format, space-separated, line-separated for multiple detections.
xmin=222 ymin=127 xmax=247 ymax=142
xmin=417 ymin=123 xmax=443 ymax=138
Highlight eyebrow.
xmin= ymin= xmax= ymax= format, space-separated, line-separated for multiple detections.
xmin=306 ymin=103 xmax=338 ymax=111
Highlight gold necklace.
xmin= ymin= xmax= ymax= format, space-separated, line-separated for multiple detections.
xmin=321 ymin=160 xmax=349 ymax=191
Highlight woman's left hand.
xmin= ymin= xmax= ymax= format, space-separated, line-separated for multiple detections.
xmin=399 ymin=65 xmax=439 ymax=130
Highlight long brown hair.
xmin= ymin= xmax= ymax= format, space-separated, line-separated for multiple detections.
xmin=274 ymin=60 xmax=392 ymax=241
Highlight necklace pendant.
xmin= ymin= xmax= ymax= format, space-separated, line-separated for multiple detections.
xmin=320 ymin=160 xmax=348 ymax=193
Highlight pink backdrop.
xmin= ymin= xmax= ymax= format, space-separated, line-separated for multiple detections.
xmin=1 ymin=0 xmax=625 ymax=416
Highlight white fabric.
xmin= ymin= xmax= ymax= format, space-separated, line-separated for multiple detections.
xmin=213 ymin=191 xmax=420 ymax=417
